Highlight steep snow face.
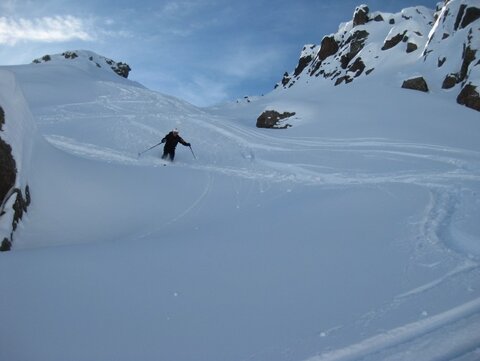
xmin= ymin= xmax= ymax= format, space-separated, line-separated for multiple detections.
xmin=0 ymin=71 xmax=37 ymax=178
xmin=277 ymin=0 xmax=480 ymax=111
xmin=6 ymin=51 xmax=142 ymax=111
xmin=0 ymin=70 xmax=36 ymax=249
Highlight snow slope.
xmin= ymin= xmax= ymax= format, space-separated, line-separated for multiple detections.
xmin=0 ymin=69 xmax=36 ymax=247
xmin=1 ymin=25 xmax=480 ymax=361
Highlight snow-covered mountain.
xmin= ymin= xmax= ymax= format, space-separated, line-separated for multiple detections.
xmin=32 ymin=50 xmax=132 ymax=78
xmin=277 ymin=0 xmax=480 ymax=112
xmin=1 ymin=2 xmax=480 ymax=361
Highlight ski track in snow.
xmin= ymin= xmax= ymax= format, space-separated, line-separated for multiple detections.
xmin=31 ymin=85 xmax=480 ymax=361
xmin=306 ymin=297 xmax=480 ymax=361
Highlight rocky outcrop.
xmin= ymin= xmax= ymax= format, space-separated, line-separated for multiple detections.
xmin=0 ymin=106 xmax=4 ymax=130
xmin=33 ymin=50 xmax=132 ymax=79
xmin=421 ymin=1 xmax=480 ymax=111
xmin=353 ymin=5 xmax=370 ymax=27
xmin=382 ymin=31 xmax=407 ymax=51
xmin=275 ymin=1 xmax=480 ymax=112
xmin=402 ymin=76 xmax=429 ymax=92
xmin=0 ymin=139 xmax=16 ymax=208
xmin=256 ymin=110 xmax=295 ymax=129
xmin=0 ymin=105 xmax=31 ymax=251
xmin=457 ymin=84 xmax=480 ymax=111
xmin=454 ymin=4 xmax=480 ymax=30
xmin=277 ymin=4 xmax=431 ymax=90
xmin=318 ymin=36 xmax=339 ymax=63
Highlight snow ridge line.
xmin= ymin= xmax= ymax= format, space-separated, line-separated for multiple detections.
xmin=305 ymin=297 xmax=480 ymax=361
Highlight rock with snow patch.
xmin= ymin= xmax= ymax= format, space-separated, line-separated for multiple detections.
xmin=274 ymin=2 xmax=480 ymax=112
xmin=382 ymin=31 xmax=407 ymax=51
xmin=256 ymin=110 xmax=295 ymax=129
xmin=0 ymin=137 xmax=16 ymax=210
xmin=0 ymin=75 xmax=35 ymax=250
xmin=457 ymin=84 xmax=480 ymax=111
xmin=402 ymin=76 xmax=429 ymax=92
xmin=353 ymin=5 xmax=370 ymax=27
xmin=32 ymin=50 xmax=132 ymax=79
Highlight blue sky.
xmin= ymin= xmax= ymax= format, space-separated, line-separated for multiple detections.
xmin=1 ymin=0 xmax=440 ymax=106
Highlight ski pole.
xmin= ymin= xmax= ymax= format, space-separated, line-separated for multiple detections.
xmin=189 ymin=145 xmax=197 ymax=160
xmin=138 ymin=141 xmax=163 ymax=156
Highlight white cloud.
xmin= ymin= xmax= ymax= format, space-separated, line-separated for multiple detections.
xmin=0 ymin=15 xmax=94 ymax=45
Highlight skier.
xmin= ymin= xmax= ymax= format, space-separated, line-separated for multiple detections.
xmin=160 ymin=128 xmax=191 ymax=161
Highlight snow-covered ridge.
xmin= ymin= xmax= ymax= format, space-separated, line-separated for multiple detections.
xmin=32 ymin=50 xmax=132 ymax=78
xmin=277 ymin=0 xmax=480 ymax=112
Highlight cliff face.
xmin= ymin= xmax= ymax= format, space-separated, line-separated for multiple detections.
xmin=277 ymin=0 xmax=480 ymax=111
xmin=0 ymin=106 xmax=30 ymax=252
xmin=0 ymin=107 xmax=16 ymax=219
xmin=0 ymin=71 xmax=35 ymax=251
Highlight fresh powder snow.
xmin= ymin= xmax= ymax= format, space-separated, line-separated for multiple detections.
xmin=1 ymin=4 xmax=480 ymax=361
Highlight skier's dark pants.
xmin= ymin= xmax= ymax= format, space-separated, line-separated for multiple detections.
xmin=162 ymin=146 xmax=175 ymax=161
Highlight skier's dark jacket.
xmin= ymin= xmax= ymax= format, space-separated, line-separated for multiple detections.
xmin=161 ymin=131 xmax=189 ymax=150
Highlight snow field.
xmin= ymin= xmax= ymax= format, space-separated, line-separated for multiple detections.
xmin=1 ymin=48 xmax=480 ymax=360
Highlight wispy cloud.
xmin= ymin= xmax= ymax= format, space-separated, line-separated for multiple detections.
xmin=0 ymin=15 xmax=93 ymax=45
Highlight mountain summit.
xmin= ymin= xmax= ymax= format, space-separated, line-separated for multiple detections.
xmin=277 ymin=0 xmax=480 ymax=111
xmin=32 ymin=50 xmax=132 ymax=79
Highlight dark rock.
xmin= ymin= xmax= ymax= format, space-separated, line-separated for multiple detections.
xmin=0 ymin=238 xmax=11 ymax=252
xmin=340 ymin=30 xmax=369 ymax=69
xmin=0 ymin=137 xmax=16 ymax=206
xmin=382 ymin=31 xmax=407 ymax=50
xmin=0 ymin=106 xmax=30 ymax=251
xmin=0 ymin=106 xmax=4 ymax=131
xmin=12 ymin=189 xmax=27 ymax=231
xmin=256 ymin=110 xmax=295 ymax=129
xmin=348 ymin=57 xmax=366 ymax=77
xmin=62 ymin=51 xmax=78 ymax=59
xmin=455 ymin=5 xmax=480 ymax=30
xmin=402 ymin=76 xmax=429 ymax=92
xmin=406 ymin=42 xmax=418 ymax=53
xmin=353 ymin=5 xmax=369 ymax=27
xmin=438 ymin=57 xmax=447 ymax=67
xmin=373 ymin=14 xmax=384 ymax=22
xmin=318 ymin=36 xmax=339 ymax=62
xmin=335 ymin=76 xmax=351 ymax=86
xmin=311 ymin=36 xmax=339 ymax=75
xmin=460 ymin=7 xmax=480 ymax=29
xmin=25 ymin=185 xmax=31 ymax=208
xmin=442 ymin=74 xmax=458 ymax=89
xmin=457 ymin=84 xmax=480 ymax=111
xmin=281 ymin=72 xmax=291 ymax=87
xmin=293 ymin=55 xmax=313 ymax=77
xmin=111 ymin=62 xmax=131 ymax=78
xmin=454 ymin=4 xmax=467 ymax=30
xmin=459 ymin=46 xmax=476 ymax=83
